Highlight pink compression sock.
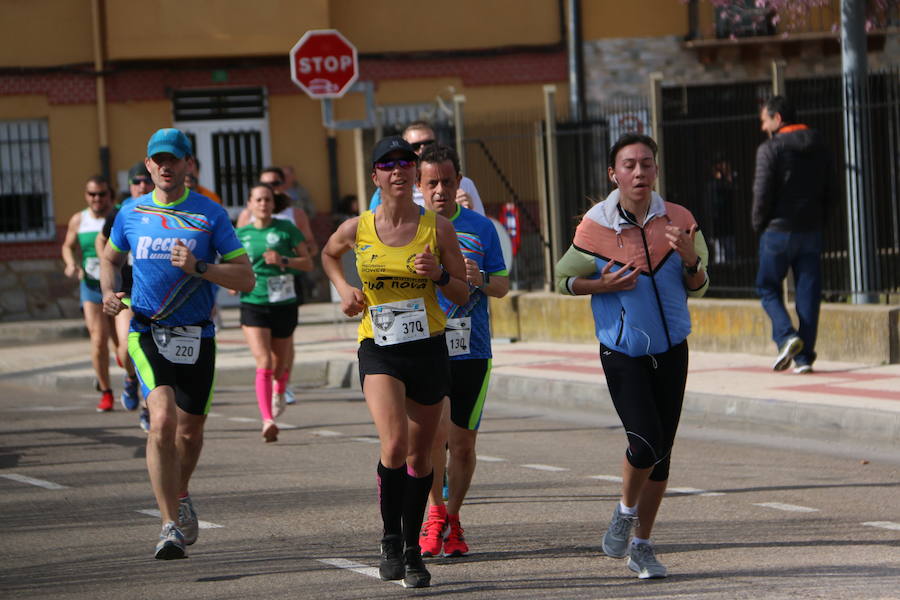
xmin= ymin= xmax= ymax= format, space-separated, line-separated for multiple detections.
xmin=256 ymin=368 xmax=274 ymax=421
xmin=274 ymin=370 xmax=289 ymax=395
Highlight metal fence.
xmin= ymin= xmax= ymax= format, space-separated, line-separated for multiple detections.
xmin=661 ymin=66 xmax=900 ymax=299
xmin=458 ymin=67 xmax=899 ymax=300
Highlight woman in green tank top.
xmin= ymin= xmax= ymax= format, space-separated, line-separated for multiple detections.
xmin=234 ymin=183 xmax=313 ymax=442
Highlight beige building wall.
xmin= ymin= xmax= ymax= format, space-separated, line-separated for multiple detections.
xmin=0 ymin=0 xmax=94 ymax=67
xmin=267 ymin=94 xmax=332 ymax=213
xmin=582 ymin=0 xmax=687 ymax=39
xmin=107 ymin=100 xmax=172 ymax=179
xmin=105 ymin=0 xmax=331 ymax=60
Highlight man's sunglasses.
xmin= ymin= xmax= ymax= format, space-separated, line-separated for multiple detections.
xmin=261 ymin=180 xmax=283 ymax=187
xmin=410 ymin=139 xmax=435 ymax=151
xmin=374 ymin=159 xmax=416 ymax=171
xmin=131 ymin=177 xmax=151 ymax=185
xmin=86 ymin=191 xmax=108 ymax=197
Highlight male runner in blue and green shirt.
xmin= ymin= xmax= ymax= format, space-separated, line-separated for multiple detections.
xmin=101 ymin=128 xmax=254 ymax=560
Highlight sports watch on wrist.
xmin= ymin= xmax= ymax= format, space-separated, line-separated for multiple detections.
xmin=281 ymin=256 xmax=290 ymax=266
xmin=479 ymin=270 xmax=490 ymax=289
xmin=433 ymin=268 xmax=451 ymax=287
xmin=194 ymin=260 xmax=208 ymax=276
xmin=683 ymin=255 xmax=701 ymax=275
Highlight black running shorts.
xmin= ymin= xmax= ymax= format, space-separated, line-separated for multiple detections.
xmin=358 ymin=334 xmax=450 ymax=406
xmin=239 ymin=302 xmax=298 ymax=339
xmin=128 ymin=330 xmax=217 ymax=416
xmin=449 ymin=358 xmax=491 ymax=430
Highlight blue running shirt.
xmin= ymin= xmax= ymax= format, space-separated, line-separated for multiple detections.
xmin=439 ymin=205 xmax=507 ymax=360
xmin=109 ymin=189 xmax=246 ymax=337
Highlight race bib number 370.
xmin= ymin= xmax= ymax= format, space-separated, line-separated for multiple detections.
xmin=369 ymin=298 xmax=429 ymax=346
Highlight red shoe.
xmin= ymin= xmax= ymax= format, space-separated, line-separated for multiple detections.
xmin=419 ymin=505 xmax=447 ymax=557
xmin=442 ymin=515 xmax=468 ymax=557
xmin=96 ymin=390 xmax=114 ymax=412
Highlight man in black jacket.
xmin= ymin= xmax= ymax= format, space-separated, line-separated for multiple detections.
xmin=752 ymin=96 xmax=836 ymax=373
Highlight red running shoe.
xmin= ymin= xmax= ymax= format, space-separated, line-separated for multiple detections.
xmin=442 ymin=515 xmax=468 ymax=557
xmin=96 ymin=390 xmax=114 ymax=412
xmin=419 ymin=505 xmax=447 ymax=557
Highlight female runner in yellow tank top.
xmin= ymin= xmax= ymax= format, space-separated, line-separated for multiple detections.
xmin=322 ymin=136 xmax=467 ymax=589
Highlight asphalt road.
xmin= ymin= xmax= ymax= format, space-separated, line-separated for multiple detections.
xmin=1 ymin=382 xmax=898 ymax=599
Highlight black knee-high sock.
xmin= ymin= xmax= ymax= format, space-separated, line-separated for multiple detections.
xmin=402 ymin=469 xmax=434 ymax=550
xmin=377 ymin=462 xmax=406 ymax=537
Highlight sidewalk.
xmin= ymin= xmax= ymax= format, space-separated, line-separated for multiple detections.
xmin=1 ymin=303 xmax=898 ymax=450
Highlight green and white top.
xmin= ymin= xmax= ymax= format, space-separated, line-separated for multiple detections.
xmin=236 ymin=219 xmax=306 ymax=306
xmin=78 ymin=208 xmax=106 ymax=288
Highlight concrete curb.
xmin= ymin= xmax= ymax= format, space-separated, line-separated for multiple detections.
xmin=485 ymin=371 xmax=900 ymax=450
xmin=12 ymin=356 xmax=897 ymax=451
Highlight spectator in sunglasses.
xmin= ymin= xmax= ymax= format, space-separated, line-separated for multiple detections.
xmin=368 ymin=121 xmax=485 ymax=216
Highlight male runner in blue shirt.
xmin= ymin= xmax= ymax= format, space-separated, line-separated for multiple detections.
xmin=415 ymin=144 xmax=509 ymax=558
xmin=100 ymin=128 xmax=254 ymax=559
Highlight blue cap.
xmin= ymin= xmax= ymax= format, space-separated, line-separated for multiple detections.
xmin=147 ymin=128 xmax=193 ymax=159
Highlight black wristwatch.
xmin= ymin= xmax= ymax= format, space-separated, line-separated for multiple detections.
xmin=194 ymin=260 xmax=208 ymax=276
xmin=281 ymin=256 xmax=290 ymax=266
xmin=479 ymin=270 xmax=490 ymax=289
xmin=683 ymin=255 xmax=701 ymax=275
xmin=433 ymin=268 xmax=451 ymax=287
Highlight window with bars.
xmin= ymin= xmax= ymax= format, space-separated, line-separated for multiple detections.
xmin=0 ymin=119 xmax=54 ymax=241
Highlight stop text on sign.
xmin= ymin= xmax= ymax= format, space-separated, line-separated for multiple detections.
xmin=297 ymin=55 xmax=354 ymax=74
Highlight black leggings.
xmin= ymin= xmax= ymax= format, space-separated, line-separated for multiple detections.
xmin=599 ymin=340 xmax=688 ymax=482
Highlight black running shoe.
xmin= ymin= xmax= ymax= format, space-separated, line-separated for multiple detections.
xmin=379 ymin=534 xmax=404 ymax=581
xmin=402 ymin=546 xmax=431 ymax=588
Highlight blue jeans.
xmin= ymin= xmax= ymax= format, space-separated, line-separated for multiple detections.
xmin=755 ymin=230 xmax=823 ymax=366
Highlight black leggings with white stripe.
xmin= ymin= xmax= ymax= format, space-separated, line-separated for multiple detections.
xmin=599 ymin=340 xmax=688 ymax=482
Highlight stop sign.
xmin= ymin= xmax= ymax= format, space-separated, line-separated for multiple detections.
xmin=289 ymin=29 xmax=359 ymax=99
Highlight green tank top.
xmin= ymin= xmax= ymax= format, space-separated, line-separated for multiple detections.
xmin=236 ymin=219 xmax=306 ymax=305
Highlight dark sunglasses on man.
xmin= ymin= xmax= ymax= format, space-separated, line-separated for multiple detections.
xmin=409 ymin=139 xmax=435 ymax=151
xmin=131 ymin=177 xmax=151 ymax=185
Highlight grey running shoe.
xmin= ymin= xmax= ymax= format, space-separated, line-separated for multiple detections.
xmin=628 ymin=542 xmax=667 ymax=579
xmin=271 ymin=391 xmax=286 ymax=418
xmin=379 ymin=534 xmax=405 ymax=581
xmin=773 ymin=336 xmax=803 ymax=371
xmin=178 ymin=495 xmax=198 ymax=546
xmin=155 ymin=521 xmax=186 ymax=560
xmin=139 ymin=408 xmax=150 ymax=433
xmin=602 ymin=504 xmax=639 ymax=558
xmin=284 ymin=387 xmax=297 ymax=405
xmin=402 ymin=546 xmax=431 ymax=588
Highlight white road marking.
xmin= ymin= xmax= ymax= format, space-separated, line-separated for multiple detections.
xmin=0 ymin=473 xmax=68 ymax=490
xmin=136 ymin=509 xmax=224 ymax=529
xmin=10 ymin=406 xmax=81 ymax=412
xmin=521 ymin=464 xmax=569 ymax=472
xmin=588 ymin=475 xmax=623 ymax=483
xmin=477 ymin=455 xmax=507 ymax=462
xmin=668 ymin=486 xmax=726 ymax=497
xmin=318 ymin=558 xmax=403 ymax=586
xmin=228 ymin=417 xmax=258 ymax=423
xmin=350 ymin=437 xmax=380 ymax=444
xmin=312 ymin=429 xmax=343 ymax=437
xmin=862 ymin=521 xmax=900 ymax=531
xmin=277 ymin=423 xmax=299 ymax=430
xmin=207 ymin=412 xmax=224 ymax=417
xmin=753 ymin=502 xmax=819 ymax=513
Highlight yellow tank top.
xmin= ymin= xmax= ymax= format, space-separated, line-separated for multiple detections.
xmin=355 ymin=208 xmax=446 ymax=342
